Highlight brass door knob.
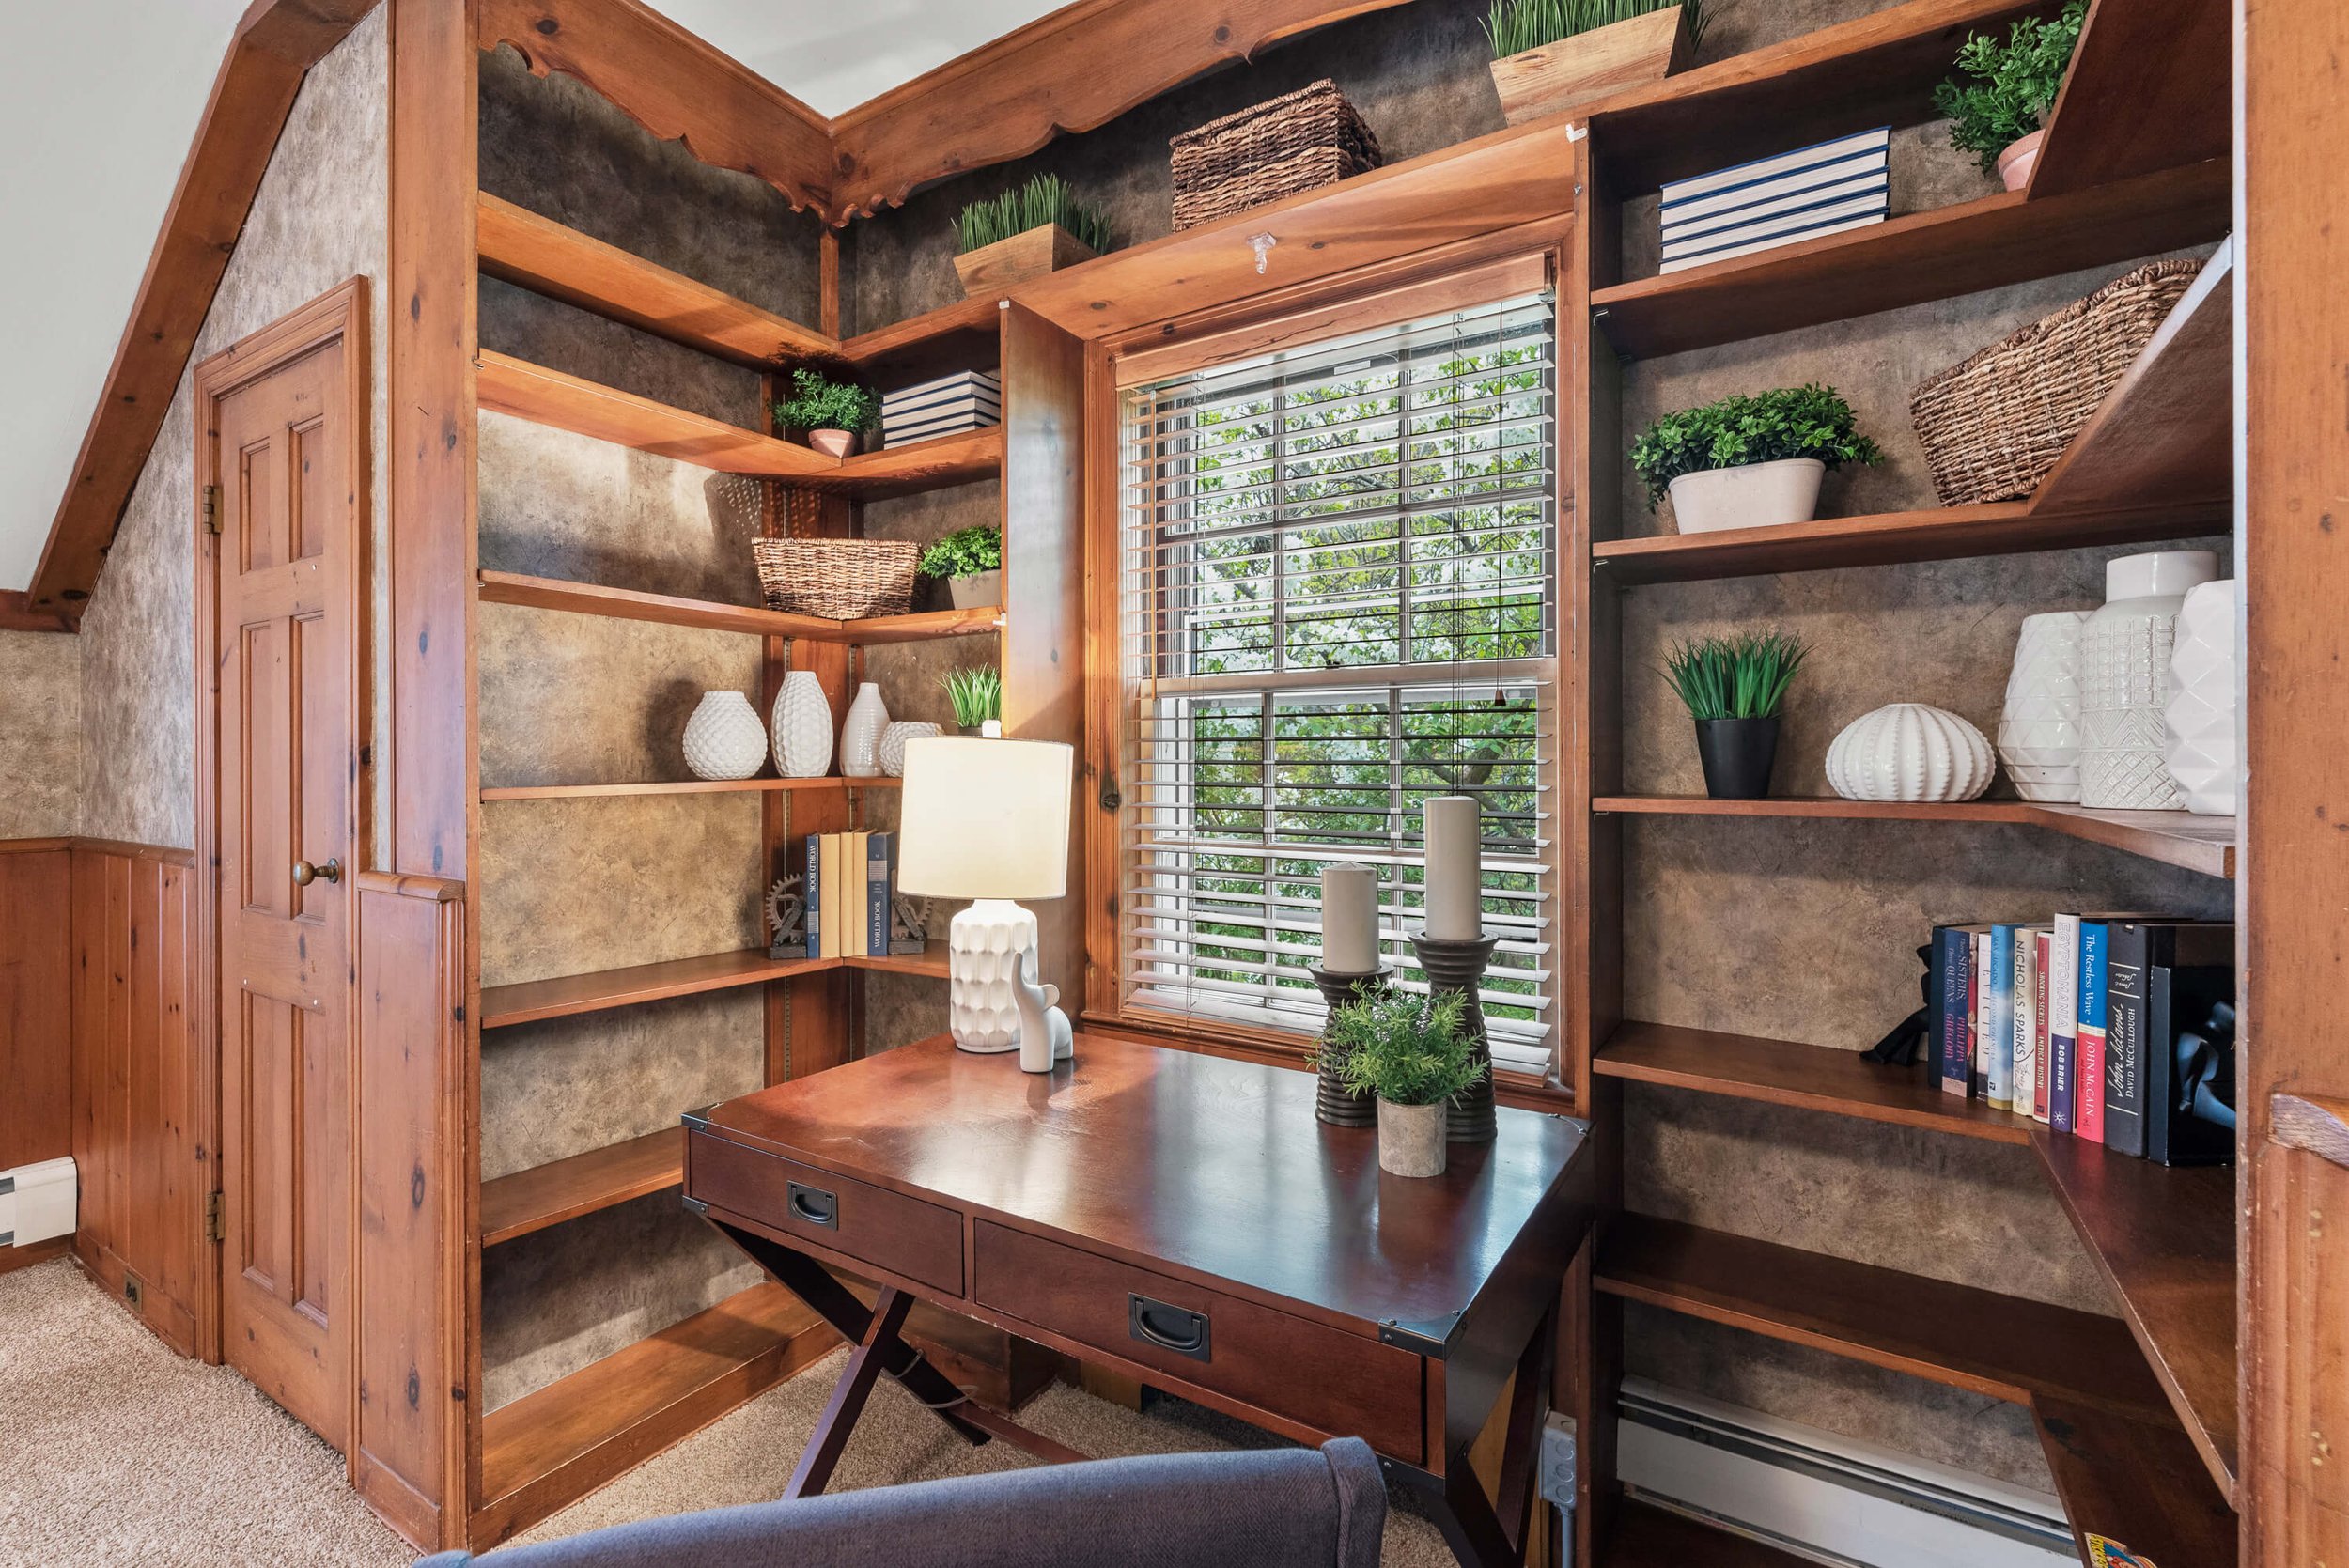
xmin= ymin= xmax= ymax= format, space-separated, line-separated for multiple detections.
xmin=292 ymin=858 xmax=342 ymax=886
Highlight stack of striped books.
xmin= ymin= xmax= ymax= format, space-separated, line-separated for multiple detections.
xmin=881 ymin=369 xmax=1001 ymax=447
xmin=1659 ymin=126 xmax=1890 ymax=274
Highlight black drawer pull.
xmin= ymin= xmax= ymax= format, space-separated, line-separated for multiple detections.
xmin=786 ymin=1182 xmax=838 ymax=1230
xmin=1128 ymin=1293 xmax=1211 ymax=1361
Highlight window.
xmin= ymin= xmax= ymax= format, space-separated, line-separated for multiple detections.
xmin=1114 ymin=281 xmax=1560 ymax=1078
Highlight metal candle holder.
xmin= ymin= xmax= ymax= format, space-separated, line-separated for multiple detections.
xmin=1411 ymin=932 xmax=1500 ymax=1145
xmin=1306 ymin=965 xmax=1392 ymax=1127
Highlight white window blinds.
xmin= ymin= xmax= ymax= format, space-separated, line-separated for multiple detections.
xmin=1116 ymin=287 xmax=1560 ymax=1077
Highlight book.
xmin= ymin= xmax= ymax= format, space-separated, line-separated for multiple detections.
xmin=1986 ymin=924 xmax=2019 ymax=1110
xmin=2105 ymin=921 xmax=2235 ymax=1157
xmin=1924 ymin=935 xmax=1948 ymax=1093
xmin=1657 ymin=126 xmax=1890 ymax=272
xmin=1934 ymin=926 xmax=1977 ymax=1096
xmin=2146 ymin=963 xmax=2237 ymax=1166
xmin=2010 ymin=924 xmax=2042 ymax=1121
xmin=866 ymin=831 xmax=892 ymax=957
xmin=803 ymin=831 xmax=824 ymax=959
xmin=2048 ymin=914 xmax=2080 ymax=1132
xmin=1658 ymin=125 xmax=1890 ymax=209
xmin=1971 ymin=929 xmax=1990 ymax=1096
xmin=2076 ymin=922 xmax=2111 ymax=1144
xmin=845 ymin=832 xmax=870 ymax=959
xmin=821 ymin=834 xmax=845 ymax=959
xmin=2031 ymin=928 xmax=2053 ymax=1123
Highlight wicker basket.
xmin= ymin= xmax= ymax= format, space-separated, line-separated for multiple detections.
xmin=753 ymin=537 xmax=918 ymax=620
xmin=1170 ymin=80 xmax=1381 ymax=231
xmin=1909 ymin=259 xmax=2202 ymax=505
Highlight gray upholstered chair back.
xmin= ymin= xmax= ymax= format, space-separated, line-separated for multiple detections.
xmin=416 ymin=1436 xmax=1385 ymax=1568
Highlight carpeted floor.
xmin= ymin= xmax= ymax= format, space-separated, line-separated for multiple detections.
xmin=0 ymin=1258 xmax=1455 ymax=1565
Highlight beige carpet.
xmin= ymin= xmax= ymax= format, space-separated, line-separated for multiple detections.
xmin=0 ymin=1258 xmax=1455 ymax=1565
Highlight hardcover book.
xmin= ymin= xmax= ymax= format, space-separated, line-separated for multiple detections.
xmin=865 ymin=831 xmax=892 ymax=957
xmin=1970 ymin=929 xmax=1991 ymax=1096
xmin=1986 ymin=924 xmax=2019 ymax=1110
xmin=2048 ymin=915 xmax=2080 ymax=1132
xmin=803 ymin=831 xmax=823 ymax=959
xmin=2011 ymin=924 xmax=2044 ymax=1122
xmin=1934 ymin=926 xmax=1975 ymax=1096
xmin=2107 ymin=922 xmax=2235 ymax=1157
xmin=2075 ymin=921 xmax=2111 ymax=1144
xmin=2031 ymin=928 xmax=2053 ymax=1123
xmin=2146 ymin=963 xmax=2238 ymax=1166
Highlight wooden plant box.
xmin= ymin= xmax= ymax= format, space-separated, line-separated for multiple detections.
xmin=953 ymin=224 xmax=1097 ymax=300
xmin=1488 ymin=6 xmax=1695 ymax=126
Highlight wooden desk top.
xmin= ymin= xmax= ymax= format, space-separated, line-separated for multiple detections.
xmin=690 ymin=1032 xmax=1589 ymax=1343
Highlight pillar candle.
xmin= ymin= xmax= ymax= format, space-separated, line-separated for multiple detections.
xmin=1423 ymin=796 xmax=1484 ymax=940
xmin=1319 ymin=863 xmax=1379 ymax=974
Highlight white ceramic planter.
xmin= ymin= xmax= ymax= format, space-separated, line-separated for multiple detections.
xmin=2164 ymin=577 xmax=2239 ymax=816
xmin=770 ymin=669 xmax=834 ymax=778
xmin=2080 ymin=551 xmax=2219 ymax=809
xmin=948 ymin=569 xmax=1003 ymax=611
xmin=1996 ymin=610 xmax=2092 ymax=802
xmin=1825 ymin=703 xmax=1995 ymax=803
xmin=680 ymin=691 xmax=767 ymax=781
xmin=1666 ymin=458 xmax=1826 ymax=535
xmin=879 ymin=721 xmax=941 ymax=778
xmin=840 ymin=682 xmax=891 ymax=778
xmin=1377 ymin=1098 xmax=1447 ymax=1178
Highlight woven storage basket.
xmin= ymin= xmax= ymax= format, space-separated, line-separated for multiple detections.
xmin=1909 ymin=259 xmax=2202 ymax=505
xmin=1170 ymin=79 xmax=1381 ymax=231
xmin=753 ymin=537 xmax=918 ymax=620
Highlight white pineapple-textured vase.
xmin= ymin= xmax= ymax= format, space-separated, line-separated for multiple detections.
xmin=770 ymin=669 xmax=834 ymax=778
xmin=2163 ymin=577 xmax=2239 ymax=816
xmin=1825 ymin=704 xmax=1995 ymax=803
xmin=840 ymin=682 xmax=891 ymax=778
xmin=681 ymin=691 xmax=767 ymax=781
xmin=2079 ymin=551 xmax=2219 ymax=809
xmin=947 ymin=900 xmax=1036 ymax=1053
xmin=879 ymin=721 xmax=941 ymax=778
xmin=1996 ymin=611 xmax=2092 ymax=802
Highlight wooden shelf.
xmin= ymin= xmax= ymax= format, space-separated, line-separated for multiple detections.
xmin=840 ymin=296 xmax=1002 ymax=389
xmin=478 ymin=569 xmax=1003 ymax=645
xmin=1595 ymin=1021 xmax=2041 ymax=1144
xmin=477 ymin=350 xmax=837 ymax=477
xmin=801 ymin=425 xmax=1003 ymax=499
xmin=2024 ymin=0 xmax=2229 ymax=201
xmin=475 ymin=194 xmax=832 ymax=368
xmin=845 ymin=940 xmax=952 ymax=979
xmin=474 ymin=1282 xmax=836 ymax=1547
xmin=480 ymin=1128 xmax=683 ymax=1247
xmin=481 ymin=777 xmax=901 ymax=801
xmin=1604 ymin=1499 xmax=1817 ymax=1565
xmin=2034 ymin=1132 xmax=2239 ymax=1500
xmin=1594 ymin=796 xmax=2237 ymax=878
xmin=1596 ymin=1215 xmax=2178 ymax=1422
xmin=2033 ymin=1397 xmax=2240 ymax=1568
xmin=480 ymin=949 xmax=827 ymax=1030
xmin=1594 ymin=160 xmax=2228 ymax=359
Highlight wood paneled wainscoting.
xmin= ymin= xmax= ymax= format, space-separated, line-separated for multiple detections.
xmin=0 ymin=842 xmax=73 ymax=1277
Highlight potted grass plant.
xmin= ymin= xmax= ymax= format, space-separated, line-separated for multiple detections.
xmin=1934 ymin=0 xmax=2087 ymax=190
xmin=941 ymin=666 xmax=1003 ymax=737
xmin=1631 ymin=384 xmax=1882 ymax=535
xmin=1482 ymin=0 xmax=1705 ymax=125
xmin=1662 ymin=631 xmax=1809 ymax=800
xmin=919 ymin=524 xmax=1003 ymax=612
xmin=952 ymin=174 xmax=1113 ymax=300
xmin=1319 ymin=991 xmax=1486 ymax=1178
xmin=774 ymin=368 xmax=879 ymax=458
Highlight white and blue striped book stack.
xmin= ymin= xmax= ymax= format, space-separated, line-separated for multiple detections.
xmin=1659 ymin=126 xmax=1890 ymax=274
xmin=880 ymin=369 xmax=1001 ymax=447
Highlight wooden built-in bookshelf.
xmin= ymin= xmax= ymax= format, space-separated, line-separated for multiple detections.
xmin=480 ymin=777 xmax=903 ymax=801
xmin=480 ymin=1128 xmax=686 ymax=1247
xmin=476 ymin=569 xmax=1002 ymax=644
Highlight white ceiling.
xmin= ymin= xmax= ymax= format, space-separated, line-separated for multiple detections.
xmin=0 ymin=0 xmax=1065 ymax=594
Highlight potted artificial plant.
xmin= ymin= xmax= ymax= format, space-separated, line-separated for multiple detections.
xmin=919 ymin=524 xmax=1004 ymax=612
xmin=773 ymin=368 xmax=879 ymax=458
xmin=941 ymin=666 xmax=1003 ymax=737
xmin=1482 ymin=0 xmax=1703 ymax=126
xmin=1321 ymin=991 xmax=1486 ymax=1178
xmin=1934 ymin=0 xmax=2087 ymax=191
xmin=953 ymin=174 xmax=1112 ymax=300
xmin=1662 ymin=631 xmax=1808 ymax=800
xmin=1631 ymin=383 xmax=1882 ymax=535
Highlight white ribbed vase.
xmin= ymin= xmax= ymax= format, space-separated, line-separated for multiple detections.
xmin=770 ymin=669 xmax=834 ymax=778
xmin=2079 ymin=551 xmax=2219 ymax=809
xmin=840 ymin=682 xmax=891 ymax=778
xmin=2163 ymin=577 xmax=2239 ymax=816
xmin=681 ymin=691 xmax=767 ymax=781
xmin=1825 ymin=704 xmax=1995 ymax=803
xmin=1996 ymin=611 xmax=2092 ymax=802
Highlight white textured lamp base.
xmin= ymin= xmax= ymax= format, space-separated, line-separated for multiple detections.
xmin=948 ymin=899 xmax=1036 ymax=1052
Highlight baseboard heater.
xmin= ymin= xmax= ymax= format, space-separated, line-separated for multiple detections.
xmin=1616 ymin=1376 xmax=2074 ymax=1567
xmin=0 ymin=1157 xmax=76 ymax=1250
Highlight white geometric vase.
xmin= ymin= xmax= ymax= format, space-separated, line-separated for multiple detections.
xmin=770 ymin=669 xmax=834 ymax=778
xmin=1825 ymin=703 xmax=1995 ymax=803
xmin=947 ymin=899 xmax=1036 ymax=1053
xmin=681 ymin=691 xmax=767 ymax=781
xmin=2163 ymin=577 xmax=2239 ymax=816
xmin=879 ymin=721 xmax=941 ymax=778
xmin=840 ymin=682 xmax=891 ymax=778
xmin=2079 ymin=551 xmax=2218 ymax=809
xmin=1996 ymin=611 xmax=2092 ymax=802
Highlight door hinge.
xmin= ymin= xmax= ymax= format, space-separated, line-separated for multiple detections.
xmin=204 ymin=1190 xmax=225 ymax=1243
xmin=201 ymin=485 xmax=221 ymax=535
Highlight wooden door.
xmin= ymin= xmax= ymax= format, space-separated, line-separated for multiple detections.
xmin=197 ymin=282 xmax=366 ymax=1453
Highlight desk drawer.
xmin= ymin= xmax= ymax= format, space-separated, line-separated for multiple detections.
xmin=972 ymin=1220 xmax=1422 ymax=1460
xmin=692 ymin=1132 xmax=964 ymax=1295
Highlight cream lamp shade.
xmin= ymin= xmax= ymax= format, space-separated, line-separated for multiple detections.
xmin=896 ymin=737 xmax=1073 ymax=901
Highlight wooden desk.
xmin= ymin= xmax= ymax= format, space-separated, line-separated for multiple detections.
xmin=683 ymin=1032 xmax=1594 ymax=1566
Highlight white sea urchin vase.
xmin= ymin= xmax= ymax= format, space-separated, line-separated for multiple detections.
xmin=770 ymin=669 xmax=834 ymax=778
xmin=2163 ymin=577 xmax=2239 ymax=816
xmin=2079 ymin=551 xmax=2218 ymax=809
xmin=1825 ymin=703 xmax=1995 ymax=803
xmin=681 ymin=691 xmax=767 ymax=781
xmin=879 ymin=721 xmax=941 ymax=778
xmin=1996 ymin=611 xmax=2092 ymax=802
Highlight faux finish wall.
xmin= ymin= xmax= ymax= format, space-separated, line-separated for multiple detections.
xmin=0 ymin=631 xmax=79 ymax=838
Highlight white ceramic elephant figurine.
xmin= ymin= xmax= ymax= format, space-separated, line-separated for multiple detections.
xmin=1014 ymin=943 xmax=1074 ymax=1074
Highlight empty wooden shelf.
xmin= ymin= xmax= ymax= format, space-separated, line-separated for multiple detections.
xmin=839 ymin=295 xmax=1003 ymax=388
xmin=2033 ymin=1397 xmax=2239 ymax=1568
xmin=480 ymin=1129 xmax=685 ymax=1247
xmin=479 ymin=950 xmax=827 ymax=1030
xmin=478 ymin=570 xmax=1003 ymax=645
xmin=844 ymin=940 xmax=952 ymax=979
xmin=480 ymin=778 xmax=901 ymax=801
xmin=476 ymin=351 xmax=838 ymax=477
xmin=2023 ymin=0 xmax=2230 ymax=201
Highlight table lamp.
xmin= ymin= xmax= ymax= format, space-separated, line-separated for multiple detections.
xmin=896 ymin=736 xmax=1075 ymax=1065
